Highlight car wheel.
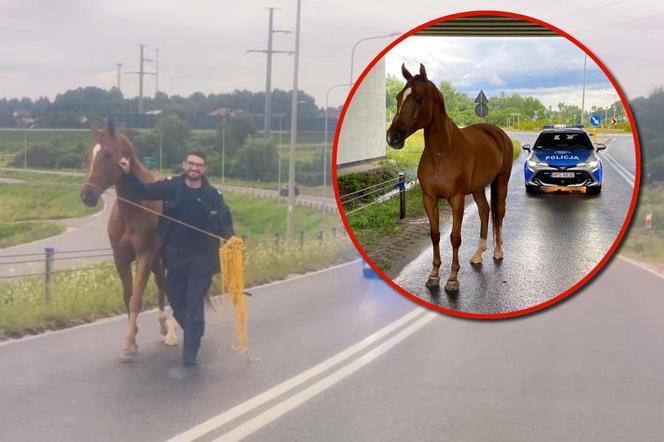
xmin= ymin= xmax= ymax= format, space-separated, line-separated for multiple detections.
xmin=586 ymin=186 xmax=601 ymax=195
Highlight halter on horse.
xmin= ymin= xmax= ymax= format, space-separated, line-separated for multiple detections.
xmin=387 ymin=64 xmax=513 ymax=294
xmin=81 ymin=119 xmax=177 ymax=361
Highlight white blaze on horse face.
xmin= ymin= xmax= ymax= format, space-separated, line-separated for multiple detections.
xmin=397 ymin=87 xmax=412 ymax=115
xmin=88 ymin=144 xmax=101 ymax=177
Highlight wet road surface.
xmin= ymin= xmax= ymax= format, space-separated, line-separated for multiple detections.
xmin=395 ymin=133 xmax=637 ymax=314
xmin=2 ymin=257 xmax=664 ymax=441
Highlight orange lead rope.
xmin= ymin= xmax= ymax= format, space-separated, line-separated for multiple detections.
xmin=220 ymin=238 xmax=248 ymax=353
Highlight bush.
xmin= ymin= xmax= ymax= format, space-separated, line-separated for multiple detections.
xmin=10 ymin=143 xmax=57 ymax=169
xmin=55 ymin=153 xmax=83 ymax=169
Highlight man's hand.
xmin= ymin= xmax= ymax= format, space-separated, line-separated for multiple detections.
xmin=119 ymin=157 xmax=130 ymax=174
xmin=226 ymin=235 xmax=242 ymax=247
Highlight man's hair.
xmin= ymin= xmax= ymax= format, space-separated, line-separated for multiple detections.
xmin=184 ymin=149 xmax=207 ymax=163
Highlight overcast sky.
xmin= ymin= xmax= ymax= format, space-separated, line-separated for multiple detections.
xmin=1 ymin=0 xmax=662 ymax=108
xmin=386 ymin=36 xmax=617 ymax=110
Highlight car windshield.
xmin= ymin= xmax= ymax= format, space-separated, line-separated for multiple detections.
xmin=534 ymin=132 xmax=593 ymax=149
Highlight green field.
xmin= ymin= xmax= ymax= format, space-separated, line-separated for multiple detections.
xmin=0 ymin=168 xmax=341 ymax=247
xmin=0 ymin=170 xmax=101 ymax=247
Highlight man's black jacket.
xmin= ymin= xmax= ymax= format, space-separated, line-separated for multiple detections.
xmin=120 ymin=171 xmax=235 ymax=273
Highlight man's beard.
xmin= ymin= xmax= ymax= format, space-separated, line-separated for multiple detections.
xmin=186 ymin=171 xmax=202 ymax=181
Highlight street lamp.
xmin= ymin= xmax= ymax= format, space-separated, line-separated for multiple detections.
xmin=350 ymin=32 xmax=399 ymax=85
xmin=324 ymin=83 xmax=350 ymax=196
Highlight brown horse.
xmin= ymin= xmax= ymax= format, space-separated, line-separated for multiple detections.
xmin=386 ymin=64 xmax=512 ymax=293
xmin=80 ymin=119 xmax=178 ymax=361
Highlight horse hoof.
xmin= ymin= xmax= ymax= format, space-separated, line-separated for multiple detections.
xmin=493 ymin=252 xmax=504 ymax=261
xmin=444 ymin=280 xmax=460 ymax=293
xmin=470 ymin=255 xmax=483 ymax=265
xmin=164 ymin=334 xmax=178 ymax=347
xmin=119 ymin=348 xmax=137 ymax=363
xmin=425 ymin=276 xmax=440 ymax=288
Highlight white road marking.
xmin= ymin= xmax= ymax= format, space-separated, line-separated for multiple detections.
xmin=602 ymin=151 xmax=635 ymax=187
xmin=600 ymin=137 xmax=635 ymax=187
xmin=618 ymin=255 xmax=664 ymax=280
xmin=211 ymin=312 xmax=437 ymax=442
xmin=0 ymin=259 xmax=362 ymax=348
xmin=165 ymin=307 xmax=428 ymax=442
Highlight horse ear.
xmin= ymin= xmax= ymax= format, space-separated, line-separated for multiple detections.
xmin=419 ymin=63 xmax=427 ymax=81
xmin=401 ymin=63 xmax=413 ymax=81
xmin=107 ymin=118 xmax=116 ymax=138
xmin=89 ymin=120 xmax=102 ymax=139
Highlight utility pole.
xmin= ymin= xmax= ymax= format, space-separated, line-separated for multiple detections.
xmin=155 ymin=48 xmax=160 ymax=95
xmin=580 ymin=53 xmax=587 ymax=126
xmin=248 ymin=8 xmax=293 ymax=138
xmin=115 ymin=63 xmax=123 ymax=92
xmin=125 ymin=44 xmax=156 ymax=114
xmin=287 ymin=0 xmax=301 ymax=240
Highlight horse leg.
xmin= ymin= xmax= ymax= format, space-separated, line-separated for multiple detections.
xmin=470 ymin=189 xmax=490 ymax=264
xmin=120 ymin=252 xmax=152 ymax=362
xmin=492 ymin=176 xmax=509 ymax=260
xmin=422 ymin=193 xmax=441 ymax=288
xmin=153 ymin=258 xmax=178 ymax=347
xmin=114 ymin=254 xmax=133 ymax=310
xmin=445 ymin=194 xmax=465 ymax=293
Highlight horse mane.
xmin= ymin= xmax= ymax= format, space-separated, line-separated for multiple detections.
xmin=118 ymin=134 xmax=155 ymax=183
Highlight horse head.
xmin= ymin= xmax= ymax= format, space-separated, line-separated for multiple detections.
xmin=80 ymin=118 xmax=133 ymax=207
xmin=387 ymin=63 xmax=442 ymax=149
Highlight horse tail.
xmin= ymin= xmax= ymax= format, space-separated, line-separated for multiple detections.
xmin=490 ymin=178 xmax=499 ymax=234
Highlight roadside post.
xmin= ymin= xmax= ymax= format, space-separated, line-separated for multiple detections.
xmin=645 ymin=213 xmax=653 ymax=234
xmin=44 ymin=247 xmax=55 ymax=302
xmin=398 ymin=172 xmax=406 ymax=219
xmin=589 ymin=114 xmax=601 ymax=143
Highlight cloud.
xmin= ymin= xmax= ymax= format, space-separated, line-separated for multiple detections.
xmin=385 ymin=35 xmax=619 ymax=109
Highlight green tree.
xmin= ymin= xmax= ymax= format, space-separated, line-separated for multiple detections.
xmin=235 ymin=136 xmax=278 ymax=181
xmin=386 ymin=75 xmax=404 ymax=120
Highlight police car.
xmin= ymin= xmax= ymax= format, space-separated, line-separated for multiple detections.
xmin=522 ymin=125 xmax=606 ymax=195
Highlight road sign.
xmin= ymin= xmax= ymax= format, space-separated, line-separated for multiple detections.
xmin=589 ymin=114 xmax=602 ymax=127
xmin=475 ymin=103 xmax=489 ymax=118
xmin=143 ymin=156 xmax=157 ymax=169
xmin=474 ymin=90 xmax=488 ymax=104
xmin=611 ymin=117 xmax=618 ymax=126
xmin=474 ymin=90 xmax=489 ymax=118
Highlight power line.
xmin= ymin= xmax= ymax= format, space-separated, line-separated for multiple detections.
xmin=248 ymin=7 xmax=293 ymax=138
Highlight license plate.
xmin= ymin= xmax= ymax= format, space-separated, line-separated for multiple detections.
xmin=551 ymin=172 xmax=575 ymax=178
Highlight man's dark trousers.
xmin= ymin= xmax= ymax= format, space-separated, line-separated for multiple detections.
xmin=165 ymin=249 xmax=214 ymax=362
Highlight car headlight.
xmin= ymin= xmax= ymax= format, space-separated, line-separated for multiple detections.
xmin=577 ymin=159 xmax=599 ymax=169
xmin=527 ymin=159 xmax=547 ymax=169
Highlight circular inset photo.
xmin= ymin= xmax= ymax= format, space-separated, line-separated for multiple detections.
xmin=333 ymin=11 xmax=640 ymax=318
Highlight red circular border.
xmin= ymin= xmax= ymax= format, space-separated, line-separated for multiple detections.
xmin=332 ymin=10 xmax=641 ymax=320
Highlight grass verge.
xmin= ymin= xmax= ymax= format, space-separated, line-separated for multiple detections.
xmin=621 ymin=187 xmax=664 ymax=262
xmin=0 ymin=236 xmax=356 ymax=339
xmin=0 ymin=222 xmax=65 ymax=248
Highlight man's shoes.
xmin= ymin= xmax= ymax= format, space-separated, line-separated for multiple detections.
xmin=182 ymin=357 xmax=198 ymax=366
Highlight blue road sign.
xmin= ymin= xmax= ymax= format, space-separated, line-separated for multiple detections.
xmin=589 ymin=114 xmax=602 ymax=127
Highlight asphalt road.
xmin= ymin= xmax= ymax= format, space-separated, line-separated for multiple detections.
xmin=1 ymin=256 xmax=663 ymax=441
xmin=395 ymin=132 xmax=637 ymax=314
